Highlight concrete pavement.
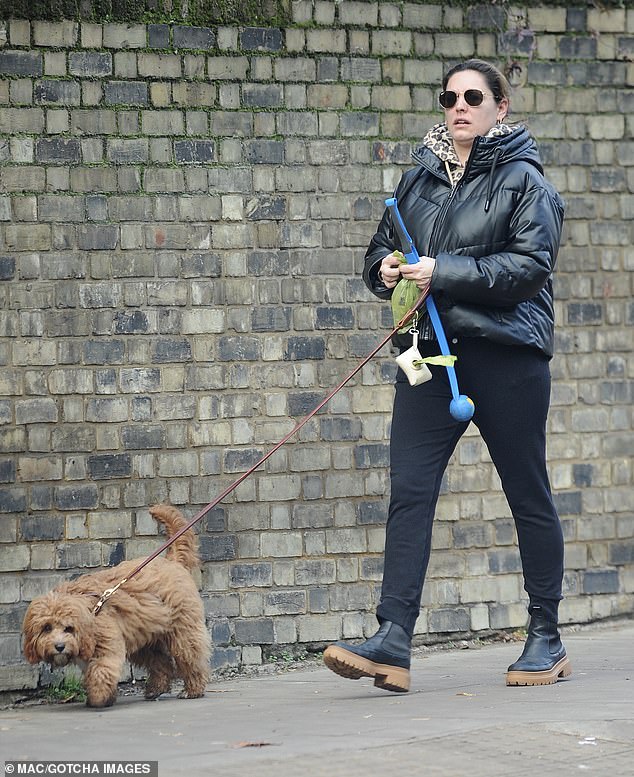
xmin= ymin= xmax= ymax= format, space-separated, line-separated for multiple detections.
xmin=2 ymin=620 xmax=633 ymax=776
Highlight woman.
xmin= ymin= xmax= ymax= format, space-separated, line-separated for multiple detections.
xmin=323 ymin=59 xmax=570 ymax=692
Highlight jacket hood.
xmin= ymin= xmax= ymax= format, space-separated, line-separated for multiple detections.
xmin=412 ymin=123 xmax=544 ymax=179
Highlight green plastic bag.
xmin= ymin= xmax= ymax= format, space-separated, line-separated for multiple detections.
xmin=389 ymin=252 xmax=420 ymax=332
xmin=388 ymin=252 xmax=459 ymax=371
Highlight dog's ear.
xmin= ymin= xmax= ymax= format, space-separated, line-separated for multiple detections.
xmin=78 ymin=628 xmax=97 ymax=661
xmin=22 ymin=601 xmax=43 ymax=664
xmin=76 ymin=605 xmax=97 ymax=661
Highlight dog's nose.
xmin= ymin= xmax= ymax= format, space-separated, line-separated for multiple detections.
xmin=55 ymin=643 xmax=66 ymax=653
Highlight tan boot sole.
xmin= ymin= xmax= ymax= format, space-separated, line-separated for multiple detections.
xmin=506 ymin=656 xmax=572 ymax=686
xmin=323 ymin=644 xmax=410 ymax=692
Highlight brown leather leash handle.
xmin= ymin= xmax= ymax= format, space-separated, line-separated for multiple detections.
xmin=93 ymin=292 xmax=427 ymax=614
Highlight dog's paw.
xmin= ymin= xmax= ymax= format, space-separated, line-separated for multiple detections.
xmin=145 ymin=683 xmax=171 ymax=700
xmin=178 ymin=689 xmax=206 ymax=699
xmin=86 ymin=691 xmax=117 ymax=708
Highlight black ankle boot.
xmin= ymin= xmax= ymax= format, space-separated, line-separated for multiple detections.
xmin=506 ymin=612 xmax=572 ymax=686
xmin=323 ymin=621 xmax=411 ymax=692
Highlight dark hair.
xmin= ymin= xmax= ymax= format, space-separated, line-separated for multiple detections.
xmin=442 ymin=59 xmax=511 ymax=105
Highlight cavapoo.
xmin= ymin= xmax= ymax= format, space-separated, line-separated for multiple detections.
xmin=22 ymin=504 xmax=211 ymax=708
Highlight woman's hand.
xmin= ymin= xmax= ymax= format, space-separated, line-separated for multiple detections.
xmin=399 ymin=255 xmax=436 ymax=295
xmin=378 ymin=253 xmax=403 ymax=289
xmin=380 ymin=253 xmax=436 ymax=294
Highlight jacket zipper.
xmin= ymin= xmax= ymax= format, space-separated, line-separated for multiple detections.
xmin=418 ymin=145 xmax=474 ymax=338
xmin=427 ymin=181 xmax=460 ymax=256
xmin=428 ymin=137 xmax=483 ymax=254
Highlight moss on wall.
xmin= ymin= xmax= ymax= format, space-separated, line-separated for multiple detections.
xmin=0 ymin=0 xmax=292 ymax=25
xmin=1 ymin=0 xmax=631 ymax=25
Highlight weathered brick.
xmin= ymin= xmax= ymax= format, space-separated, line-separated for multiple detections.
xmin=315 ymin=307 xmax=354 ymax=329
xmin=360 ymin=556 xmax=383 ymax=580
xmin=0 ymin=544 xmax=29 ymax=572
xmin=69 ymin=52 xmax=112 ymax=77
xmin=16 ymin=456 xmax=63 ymax=482
xmin=56 ymin=542 xmax=102 ymax=569
xmin=87 ymin=454 xmax=132 ymax=480
xmin=106 ymin=139 xmax=149 ymax=164
xmin=581 ymin=569 xmax=620 ymax=594
xmin=104 ymin=81 xmax=148 ymax=106
xmin=240 ymin=28 xmax=283 ymax=51
xmin=70 ymin=167 xmax=118 ymax=192
xmin=245 ymin=195 xmax=287 ymax=221
xmin=295 ymin=559 xmax=336 ymax=585
xmin=0 ymin=254 xmax=15 ymax=279
xmin=242 ymin=84 xmax=283 ymax=108
xmin=284 ymin=337 xmax=326 ymax=361
xmin=371 ymin=30 xmax=412 ymax=57
xmin=230 ymin=562 xmax=272 ymax=588
xmin=0 ymin=460 xmax=16 ymax=485
xmin=466 ymin=5 xmax=506 ymax=29
xmin=287 ymin=391 xmax=323 ymax=416
xmin=143 ymin=23 xmax=168 ymax=48
xmin=353 ymin=444 xmax=389 ymax=468
xmin=32 ymin=20 xmax=77 ymax=47
xmin=245 ymin=140 xmax=285 ymax=167
xmin=453 ymin=523 xmax=493 ymax=549
xmin=428 ymin=607 xmax=471 ymax=633
xmin=15 ymin=398 xmax=58 ymax=425
xmin=172 ymin=81 xmax=216 ymax=108
xmin=34 ymin=138 xmax=80 ymax=164
xmin=560 ymin=35 xmax=598 ymax=58
xmin=356 ymin=501 xmax=386 ymax=525
xmin=210 ymin=645 xmax=241 ymax=670
xmin=78 ymin=225 xmax=118 ymax=250
xmin=199 ymin=535 xmax=238 ymax=561
xmin=329 ymin=583 xmax=371 ymax=612
xmin=38 ymin=196 xmax=84 ymax=223
xmin=0 ymin=51 xmax=42 ymax=77
xmin=567 ymin=303 xmax=603 ymax=325
xmin=71 ymin=109 xmax=117 ymax=135
xmin=174 ymin=139 xmax=215 ymax=164
xmin=261 ymin=531 xmax=302 ymax=556
xmin=488 ymin=549 xmax=522 ymax=575
xmin=173 ymin=25 xmax=215 ymax=50
xmin=34 ymin=80 xmax=81 ymax=105
xmin=0 ymin=516 xmax=18 ymax=542
xmin=151 ymin=339 xmax=192 ymax=363
xmin=264 ymin=590 xmax=306 ymax=615
xmin=54 ymin=485 xmax=99 ymax=511
xmin=102 ymin=24 xmax=146 ymax=49
xmin=19 ymin=516 xmax=64 ymax=542
xmin=137 ymin=53 xmax=181 ymax=78
xmin=609 ymin=541 xmax=634 ymax=565
xmin=141 ymin=110 xmax=184 ymax=135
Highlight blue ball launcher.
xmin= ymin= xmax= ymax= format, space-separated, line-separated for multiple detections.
xmin=385 ymin=197 xmax=475 ymax=422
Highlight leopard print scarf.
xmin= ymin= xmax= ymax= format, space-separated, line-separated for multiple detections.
xmin=413 ymin=122 xmax=516 ymax=185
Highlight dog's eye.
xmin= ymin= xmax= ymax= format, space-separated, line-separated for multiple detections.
xmin=43 ymin=624 xmax=53 ymax=633
xmin=64 ymin=626 xmax=75 ymax=634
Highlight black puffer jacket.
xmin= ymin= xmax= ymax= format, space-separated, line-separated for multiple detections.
xmin=362 ymin=126 xmax=564 ymax=357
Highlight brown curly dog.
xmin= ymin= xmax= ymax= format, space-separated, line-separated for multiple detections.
xmin=22 ymin=505 xmax=211 ymax=708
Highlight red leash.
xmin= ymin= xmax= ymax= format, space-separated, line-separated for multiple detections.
xmin=93 ymin=293 xmax=427 ymax=614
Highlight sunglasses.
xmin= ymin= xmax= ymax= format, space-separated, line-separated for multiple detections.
xmin=438 ymin=89 xmax=493 ymax=109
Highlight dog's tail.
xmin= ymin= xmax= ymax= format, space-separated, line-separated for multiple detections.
xmin=148 ymin=504 xmax=201 ymax=572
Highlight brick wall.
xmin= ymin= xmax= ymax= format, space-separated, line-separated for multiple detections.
xmin=0 ymin=2 xmax=632 ymax=691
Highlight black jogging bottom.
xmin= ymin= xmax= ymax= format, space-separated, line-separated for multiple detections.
xmin=377 ymin=336 xmax=565 ymax=637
